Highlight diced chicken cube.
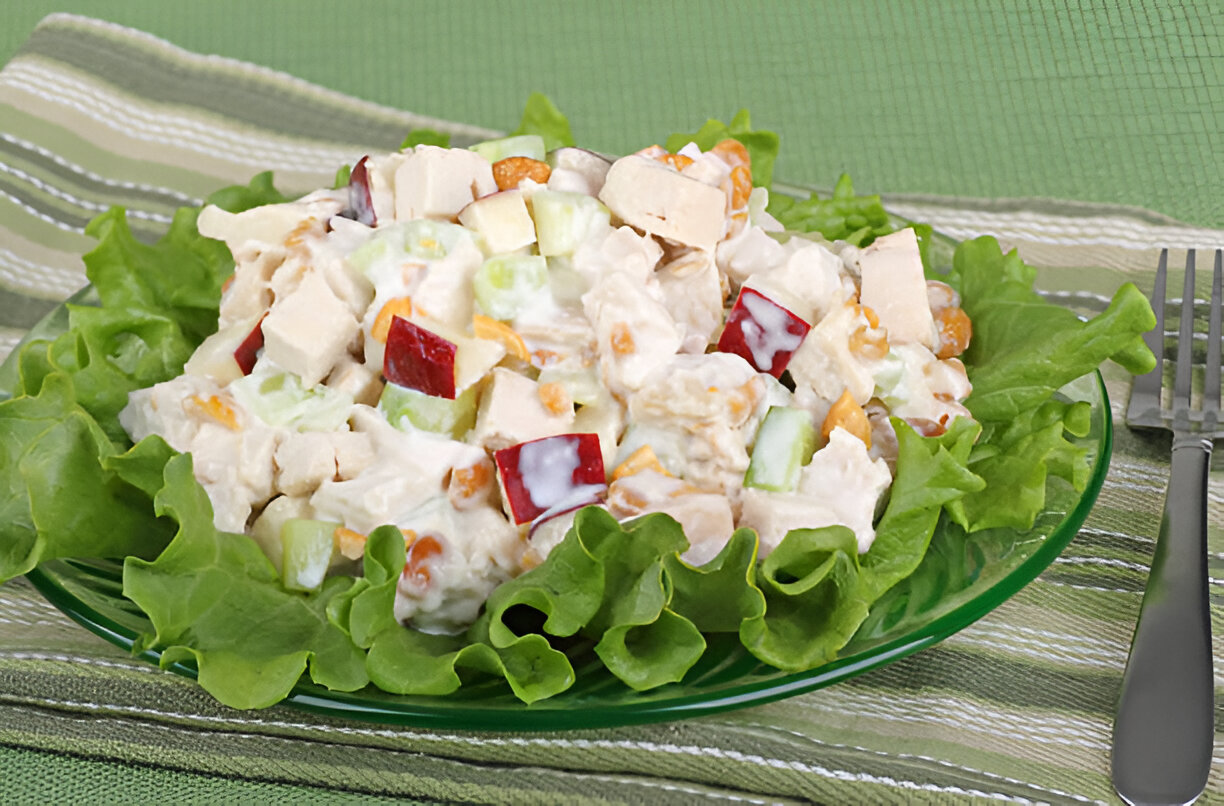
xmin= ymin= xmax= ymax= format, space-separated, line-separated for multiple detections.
xmin=572 ymin=225 xmax=663 ymax=288
xmin=327 ymin=355 xmax=384 ymax=407
xmin=654 ymin=251 xmax=725 ymax=354
xmin=470 ymin=367 xmax=576 ymax=451
xmin=739 ymin=427 xmax=892 ymax=555
xmin=392 ymin=498 xmax=521 ymax=634
xmin=628 ymin=353 xmax=763 ymax=497
xmin=275 ymin=432 xmax=338 ymax=497
xmin=743 ymin=242 xmax=847 ymax=325
xmin=261 ymin=270 xmax=360 ymax=387
xmin=218 ymin=247 xmax=283 ymax=328
xmin=394 ymin=146 xmax=497 ymax=221
xmin=331 ymin=431 xmax=375 ymax=479
xmin=787 ymin=301 xmax=886 ymax=423
xmin=458 ymin=190 xmax=538 ymax=255
xmin=874 ymin=343 xmax=972 ymax=427
xmin=197 ymin=190 xmax=346 ymax=255
xmin=582 ymin=271 xmax=683 ymax=397
xmin=311 ymin=407 xmax=487 ymax=534
xmin=858 ymin=228 xmax=937 ymax=349
xmin=409 ymin=236 xmax=485 ymax=330
xmin=598 ymin=155 xmax=727 ymax=250
xmin=715 ymin=225 xmax=788 ymax=287
xmin=606 ymin=470 xmax=734 ymax=566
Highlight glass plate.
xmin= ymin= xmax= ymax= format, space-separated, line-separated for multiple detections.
xmin=6 ymin=229 xmax=1112 ymax=732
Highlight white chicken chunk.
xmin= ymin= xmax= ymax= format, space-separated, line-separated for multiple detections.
xmin=394 ymin=145 xmax=497 ymax=221
xmin=310 ymin=406 xmax=486 ymax=535
xmin=858 ymin=227 xmax=937 ymax=349
xmin=715 ymin=224 xmax=789 ymax=288
xmin=655 ymin=250 xmax=725 ymax=354
xmin=470 ymin=367 xmax=576 ymax=452
xmin=261 ymin=270 xmax=359 ymax=387
xmin=743 ymin=241 xmax=848 ymax=326
xmin=787 ymin=301 xmax=887 ymax=423
xmin=582 ymin=271 xmax=683 ymax=397
xmin=392 ymin=498 xmax=522 ymax=635
xmin=598 ymin=155 xmax=727 ymax=250
xmin=606 ymin=470 xmax=735 ymax=566
xmin=628 ymin=353 xmax=764 ymax=497
xmin=739 ymin=427 xmax=892 ymax=555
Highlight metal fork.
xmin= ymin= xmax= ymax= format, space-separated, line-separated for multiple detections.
xmin=1113 ymin=249 xmax=1220 ymax=806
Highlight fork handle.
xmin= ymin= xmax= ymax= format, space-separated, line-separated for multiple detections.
xmin=1111 ymin=440 xmax=1215 ymax=806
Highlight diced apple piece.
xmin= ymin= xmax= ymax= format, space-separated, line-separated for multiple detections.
xmin=281 ymin=517 xmax=342 ymax=592
xmin=184 ymin=315 xmax=265 ymax=384
xmin=383 ymin=316 xmax=458 ymax=399
xmin=546 ymin=147 xmax=612 ymax=196
xmin=348 ymin=155 xmax=377 ymax=226
xmin=744 ymin=406 xmax=818 ymax=492
xmin=530 ymin=190 xmax=612 ymax=257
xmin=494 ymin=434 xmax=606 ymax=524
xmin=858 ymin=227 xmax=936 ymax=348
xmin=717 ymin=287 xmax=811 ymax=378
xmin=469 ymin=134 xmax=547 ymax=163
xmin=598 ymin=155 xmax=726 ymax=250
xmin=472 ymin=254 xmax=548 ymax=320
xmin=458 ymin=190 xmax=537 ymax=255
xmin=233 ymin=315 xmax=266 ymax=375
xmin=378 ymin=380 xmax=478 ymax=438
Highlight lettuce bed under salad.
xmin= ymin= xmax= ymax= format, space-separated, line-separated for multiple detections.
xmin=0 ymin=97 xmax=1156 ymax=708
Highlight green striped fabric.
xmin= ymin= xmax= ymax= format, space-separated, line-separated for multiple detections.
xmin=0 ymin=11 xmax=1221 ymax=805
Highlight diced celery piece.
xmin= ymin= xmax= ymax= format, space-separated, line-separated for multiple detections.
xmin=379 ymin=381 xmax=478 ymax=438
xmin=472 ymin=254 xmax=548 ymax=320
xmin=469 ymin=134 xmax=547 ymax=163
xmin=745 ymin=406 xmax=818 ymax=492
xmin=530 ymin=190 xmax=611 ymax=256
xmin=229 ymin=365 xmax=353 ymax=432
xmin=281 ymin=518 xmax=341 ymax=592
xmin=348 ymin=220 xmax=472 ymax=280
xmin=250 ymin=496 xmax=313 ymax=570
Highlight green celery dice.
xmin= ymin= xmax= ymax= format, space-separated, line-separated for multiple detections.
xmin=745 ymin=406 xmax=818 ymax=492
xmin=379 ymin=381 xmax=478 ymax=438
xmin=281 ymin=518 xmax=341 ymax=592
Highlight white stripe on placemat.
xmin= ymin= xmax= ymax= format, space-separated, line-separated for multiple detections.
xmin=0 ymin=246 xmax=83 ymax=298
xmin=1 ymin=62 xmax=362 ymax=173
xmin=884 ymin=205 xmax=1224 ymax=251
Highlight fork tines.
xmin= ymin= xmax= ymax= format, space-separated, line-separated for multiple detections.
xmin=1125 ymin=249 xmax=1224 ymax=433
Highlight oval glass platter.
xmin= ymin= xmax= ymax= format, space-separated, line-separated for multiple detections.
xmin=3 ymin=225 xmax=1112 ymax=732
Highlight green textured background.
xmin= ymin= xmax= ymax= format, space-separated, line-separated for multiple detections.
xmin=5 ymin=1 xmax=1222 ymax=228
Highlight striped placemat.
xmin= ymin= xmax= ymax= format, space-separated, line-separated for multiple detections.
xmin=0 ymin=13 xmax=1220 ymax=804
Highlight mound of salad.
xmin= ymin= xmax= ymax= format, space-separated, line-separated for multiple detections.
xmin=0 ymin=97 xmax=1156 ymax=708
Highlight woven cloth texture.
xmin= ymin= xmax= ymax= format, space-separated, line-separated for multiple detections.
xmin=0 ymin=9 xmax=1221 ymax=804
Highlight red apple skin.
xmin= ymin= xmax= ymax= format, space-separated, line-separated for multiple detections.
xmin=716 ymin=287 xmax=811 ymax=378
xmin=232 ymin=315 xmax=266 ymax=376
xmin=494 ymin=433 xmax=606 ymax=525
xmin=383 ymin=316 xmax=457 ymax=399
xmin=349 ymin=156 xmax=377 ymax=227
